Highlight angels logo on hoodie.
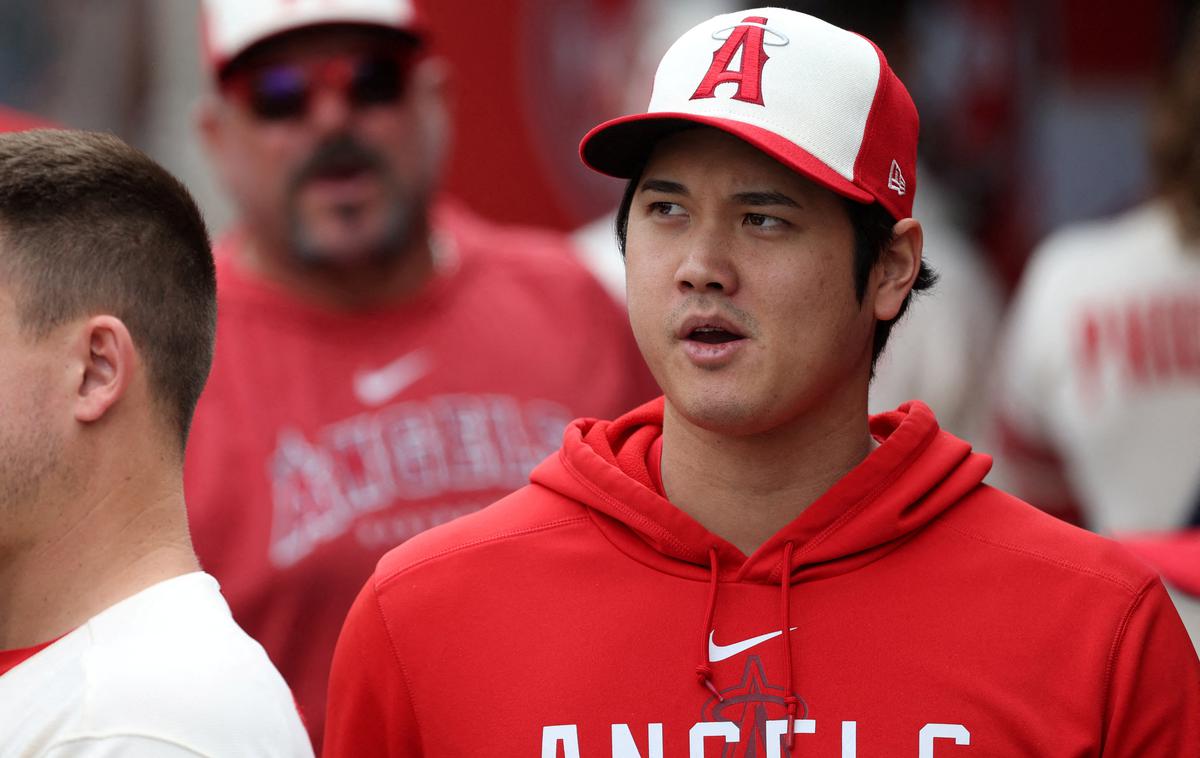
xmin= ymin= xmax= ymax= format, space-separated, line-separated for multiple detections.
xmin=701 ymin=656 xmax=809 ymax=758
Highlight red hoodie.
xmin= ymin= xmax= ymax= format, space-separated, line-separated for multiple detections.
xmin=325 ymin=399 xmax=1200 ymax=757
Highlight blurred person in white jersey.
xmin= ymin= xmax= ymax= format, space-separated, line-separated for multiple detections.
xmin=992 ymin=9 xmax=1200 ymax=648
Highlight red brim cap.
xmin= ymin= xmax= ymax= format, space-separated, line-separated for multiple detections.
xmin=580 ymin=111 xmax=874 ymax=206
xmin=575 ymin=8 xmax=919 ymax=221
xmin=1118 ymin=529 xmax=1200 ymax=597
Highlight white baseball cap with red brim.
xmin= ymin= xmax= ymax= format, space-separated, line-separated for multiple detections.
xmin=202 ymin=0 xmax=424 ymax=77
xmin=580 ymin=7 xmax=919 ymax=221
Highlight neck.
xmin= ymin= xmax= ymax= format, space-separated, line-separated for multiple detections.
xmin=239 ymin=224 xmax=438 ymax=311
xmin=0 ymin=454 xmax=198 ymax=649
xmin=660 ymin=399 xmax=875 ymax=556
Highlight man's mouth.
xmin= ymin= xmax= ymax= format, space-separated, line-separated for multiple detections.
xmin=687 ymin=326 xmax=742 ymax=344
xmin=678 ymin=314 xmax=747 ymax=344
xmin=307 ymin=160 xmax=374 ymax=183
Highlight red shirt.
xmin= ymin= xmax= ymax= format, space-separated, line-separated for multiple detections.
xmin=0 ymin=637 xmax=60 ymax=678
xmin=184 ymin=201 xmax=657 ymax=748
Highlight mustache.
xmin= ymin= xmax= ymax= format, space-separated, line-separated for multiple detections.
xmin=667 ymin=296 xmax=758 ymax=338
xmin=291 ymin=134 xmax=387 ymax=185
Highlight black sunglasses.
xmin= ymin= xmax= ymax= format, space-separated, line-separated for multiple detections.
xmin=225 ymin=53 xmax=413 ymax=121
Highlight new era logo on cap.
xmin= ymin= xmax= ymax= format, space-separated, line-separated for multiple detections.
xmin=888 ymin=160 xmax=906 ymax=196
xmin=580 ymin=8 xmax=919 ymax=220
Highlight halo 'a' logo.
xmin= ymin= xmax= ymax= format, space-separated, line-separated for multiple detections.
xmin=700 ymin=655 xmax=810 ymax=758
xmin=691 ymin=16 xmax=788 ymax=106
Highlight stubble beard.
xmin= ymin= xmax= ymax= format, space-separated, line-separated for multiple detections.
xmin=0 ymin=417 xmax=64 ymax=549
xmin=284 ymin=133 xmax=426 ymax=270
xmin=288 ymin=192 xmax=417 ymax=269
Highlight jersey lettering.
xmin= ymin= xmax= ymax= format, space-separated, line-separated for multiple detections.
xmin=688 ymin=721 xmax=739 ymax=755
xmin=268 ymin=394 xmax=572 ymax=566
xmin=690 ymin=16 xmax=771 ymax=105
xmin=919 ymin=723 xmax=971 ymax=757
xmin=843 ymin=721 xmax=857 ymax=757
xmin=1076 ymin=291 xmax=1200 ymax=400
xmin=545 ymin=719 xmax=971 ymax=756
xmin=612 ymin=724 xmax=663 ymax=758
xmin=543 ymin=724 xmax=581 ymax=758
xmin=765 ymin=718 xmax=815 ymax=758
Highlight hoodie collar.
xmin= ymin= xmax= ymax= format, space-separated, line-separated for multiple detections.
xmin=530 ymin=397 xmax=992 ymax=584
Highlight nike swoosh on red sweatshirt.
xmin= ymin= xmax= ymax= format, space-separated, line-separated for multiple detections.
xmin=325 ymin=399 xmax=1200 ymax=757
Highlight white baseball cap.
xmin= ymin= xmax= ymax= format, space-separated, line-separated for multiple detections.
xmin=202 ymin=0 xmax=424 ymax=77
xmin=580 ymin=7 xmax=919 ymax=221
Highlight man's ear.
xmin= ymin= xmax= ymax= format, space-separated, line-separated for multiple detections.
xmin=872 ymin=218 xmax=924 ymax=322
xmin=195 ymin=94 xmax=225 ymax=160
xmin=74 ymin=315 xmax=137 ymax=424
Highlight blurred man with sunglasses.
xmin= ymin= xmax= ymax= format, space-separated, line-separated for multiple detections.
xmin=188 ymin=0 xmax=658 ymax=748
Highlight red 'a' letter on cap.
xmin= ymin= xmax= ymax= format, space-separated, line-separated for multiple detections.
xmin=690 ymin=16 xmax=771 ymax=106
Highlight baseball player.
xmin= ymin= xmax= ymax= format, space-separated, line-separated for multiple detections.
xmin=0 ymin=130 xmax=311 ymax=756
xmin=991 ymin=7 xmax=1200 ymax=649
xmin=187 ymin=0 xmax=658 ymax=746
xmin=323 ymin=8 xmax=1200 ymax=756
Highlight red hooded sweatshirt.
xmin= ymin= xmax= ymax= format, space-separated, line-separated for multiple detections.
xmin=325 ymin=399 xmax=1200 ymax=757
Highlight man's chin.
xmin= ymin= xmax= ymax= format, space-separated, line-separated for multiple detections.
xmin=290 ymin=218 xmax=412 ymax=269
xmin=293 ymin=239 xmax=392 ymax=268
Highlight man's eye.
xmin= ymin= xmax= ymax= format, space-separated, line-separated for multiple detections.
xmin=649 ymin=201 xmax=685 ymax=216
xmin=745 ymin=213 xmax=785 ymax=229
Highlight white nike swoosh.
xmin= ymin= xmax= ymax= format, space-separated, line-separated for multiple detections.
xmin=353 ymin=350 xmax=430 ymax=407
xmin=708 ymin=627 xmax=798 ymax=663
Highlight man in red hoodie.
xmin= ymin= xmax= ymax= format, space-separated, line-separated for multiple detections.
xmin=325 ymin=8 xmax=1200 ymax=756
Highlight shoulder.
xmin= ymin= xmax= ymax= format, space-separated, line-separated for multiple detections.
xmin=1019 ymin=202 xmax=1177 ymax=302
xmin=371 ymin=483 xmax=589 ymax=591
xmin=936 ymin=487 xmax=1158 ymax=598
xmin=79 ymin=574 xmax=312 ymax=756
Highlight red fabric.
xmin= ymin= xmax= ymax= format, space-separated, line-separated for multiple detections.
xmin=0 ymin=636 xmax=61 ymax=678
xmin=1120 ymin=530 xmax=1200 ymax=597
xmin=184 ymin=199 xmax=657 ymax=750
xmin=325 ymin=400 xmax=1200 ymax=756
xmin=413 ymin=0 xmax=631 ymax=229
xmin=853 ymin=39 xmax=919 ymax=221
xmin=0 ymin=106 xmax=57 ymax=133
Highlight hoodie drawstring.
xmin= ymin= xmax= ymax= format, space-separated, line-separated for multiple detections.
xmin=696 ymin=547 xmax=724 ymax=701
xmin=781 ymin=540 xmax=798 ymax=750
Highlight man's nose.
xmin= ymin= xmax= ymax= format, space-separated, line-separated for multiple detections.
xmin=675 ymin=231 xmax=739 ymax=295
xmin=307 ymin=87 xmax=354 ymax=135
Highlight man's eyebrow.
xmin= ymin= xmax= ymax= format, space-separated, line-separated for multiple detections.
xmin=733 ymin=190 xmax=801 ymax=208
xmin=638 ymin=178 xmax=688 ymax=196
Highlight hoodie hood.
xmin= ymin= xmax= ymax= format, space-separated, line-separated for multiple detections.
xmin=531 ymin=397 xmax=992 ymax=585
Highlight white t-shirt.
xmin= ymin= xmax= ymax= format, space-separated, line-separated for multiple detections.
xmin=992 ymin=200 xmax=1200 ymax=533
xmin=0 ymin=572 xmax=314 ymax=757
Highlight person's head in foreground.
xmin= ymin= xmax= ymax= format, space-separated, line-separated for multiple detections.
xmin=321 ymin=9 xmax=1200 ymax=758
xmin=198 ymin=0 xmax=446 ymax=303
xmin=0 ymin=129 xmax=311 ymax=756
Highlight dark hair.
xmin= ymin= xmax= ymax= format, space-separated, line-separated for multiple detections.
xmin=1150 ymin=7 xmax=1200 ymax=241
xmin=615 ymin=169 xmax=937 ymax=369
xmin=0 ymin=129 xmax=217 ymax=450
